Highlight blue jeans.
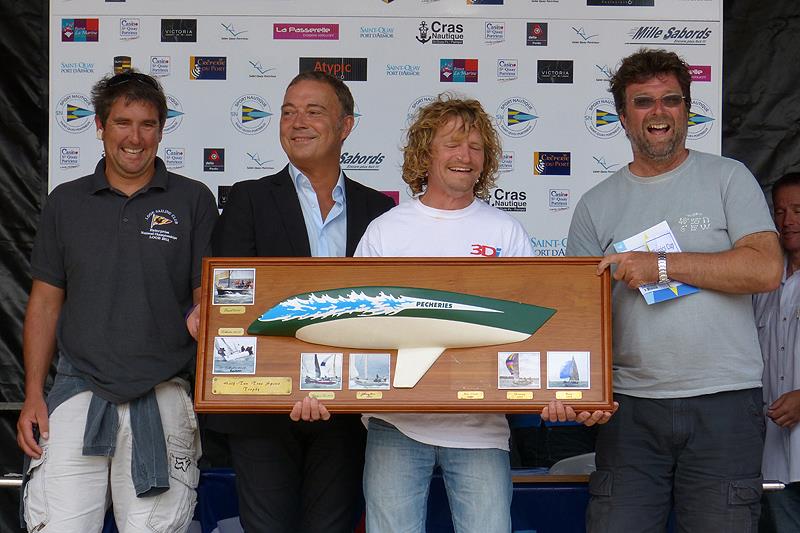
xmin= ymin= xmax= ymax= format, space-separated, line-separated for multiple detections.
xmin=363 ymin=417 xmax=512 ymax=533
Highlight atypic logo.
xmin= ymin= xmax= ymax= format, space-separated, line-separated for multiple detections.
xmin=588 ymin=0 xmax=654 ymax=5
xmin=299 ymin=57 xmax=367 ymax=81
xmin=55 ymin=93 xmax=95 ymax=133
xmin=273 ymin=23 xmax=339 ymax=40
xmin=530 ymin=236 xmax=568 ymax=256
xmin=489 ymin=188 xmax=527 ymax=213
xmin=534 ymin=152 xmax=571 ymax=175
xmin=626 ymin=25 xmax=711 ymax=45
xmin=163 ymin=94 xmax=185 ymax=135
xmin=548 ymin=189 xmax=570 ymax=211
xmin=386 ymin=64 xmax=421 ymax=77
xmin=584 ymin=98 xmax=622 ymax=139
xmin=245 ymin=152 xmax=275 ymax=171
xmin=60 ymin=61 xmax=95 ymax=74
xmin=119 ymin=18 xmax=139 ymax=40
xmin=687 ymin=99 xmax=715 ymax=140
xmin=407 ymin=95 xmax=437 ymax=124
xmin=163 ymin=147 xmax=185 ymax=170
xmin=526 ymin=23 xmax=548 ymax=46
xmin=161 ymin=19 xmax=197 ymax=42
xmin=571 ymin=26 xmax=599 ymax=44
xmin=220 ymin=22 xmax=248 ymax=40
xmin=592 ymin=155 xmax=621 ymax=175
xmin=248 ymin=60 xmax=277 ymax=79
xmin=230 ymin=95 xmax=273 ymax=135
xmin=440 ymin=59 xmax=478 ymax=83
xmin=62 ymin=18 xmax=99 ymax=42
xmin=499 ymin=151 xmax=514 ymax=172
xmin=416 ymin=21 xmax=464 ymax=45
xmin=485 ymin=21 xmax=505 ymax=44
xmin=537 ymin=60 xmax=573 ymax=83
xmin=495 ymin=97 xmax=538 ymax=138
xmin=204 ymin=148 xmax=225 ymax=172
xmin=497 ymin=59 xmax=518 ymax=81
xmin=361 ymin=25 xmax=394 ymax=38
xmin=113 ymin=56 xmax=131 ymax=74
xmin=340 ymin=152 xmax=385 ymax=171
xmin=150 ymin=56 xmax=170 ymax=77
xmin=190 ymin=56 xmax=227 ymax=80
xmin=689 ymin=65 xmax=711 ymax=82
xmin=59 ymin=147 xmax=80 ymax=169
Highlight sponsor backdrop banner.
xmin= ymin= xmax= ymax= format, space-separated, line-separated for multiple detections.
xmin=50 ymin=1 xmax=722 ymax=256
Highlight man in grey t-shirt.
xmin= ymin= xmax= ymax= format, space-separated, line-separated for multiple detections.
xmin=567 ymin=49 xmax=782 ymax=532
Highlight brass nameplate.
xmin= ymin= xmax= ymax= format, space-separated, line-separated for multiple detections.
xmin=556 ymin=391 xmax=583 ymax=400
xmin=212 ymin=377 xmax=292 ymax=395
xmin=309 ymin=391 xmax=336 ymax=400
xmin=507 ymin=391 xmax=534 ymax=400
xmin=219 ymin=306 xmax=246 ymax=315
xmin=356 ymin=391 xmax=383 ymax=400
xmin=457 ymin=391 xmax=484 ymax=400
xmin=218 ymin=327 xmax=245 ymax=336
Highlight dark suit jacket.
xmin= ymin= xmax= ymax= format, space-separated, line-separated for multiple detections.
xmin=205 ymin=165 xmax=395 ymax=434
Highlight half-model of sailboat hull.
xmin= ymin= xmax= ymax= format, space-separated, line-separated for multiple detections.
xmin=248 ymin=286 xmax=556 ymax=387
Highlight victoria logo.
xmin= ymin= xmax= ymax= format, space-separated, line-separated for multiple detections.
xmin=537 ymin=60 xmax=573 ymax=83
xmin=584 ymin=98 xmax=621 ymax=139
xmin=495 ymin=97 xmax=538 ymax=138
xmin=230 ymin=95 xmax=272 ymax=135
xmin=161 ymin=19 xmax=197 ymax=42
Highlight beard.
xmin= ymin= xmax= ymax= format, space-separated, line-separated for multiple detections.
xmin=626 ymin=115 xmax=688 ymax=162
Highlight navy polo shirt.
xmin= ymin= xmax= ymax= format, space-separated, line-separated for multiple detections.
xmin=31 ymin=157 xmax=217 ymax=403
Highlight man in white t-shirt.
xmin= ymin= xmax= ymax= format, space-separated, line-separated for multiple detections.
xmin=353 ymin=95 xmax=616 ymax=532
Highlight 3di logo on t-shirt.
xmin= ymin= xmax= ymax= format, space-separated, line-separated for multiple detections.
xmin=470 ymin=244 xmax=502 ymax=257
xmin=203 ymin=148 xmax=225 ymax=172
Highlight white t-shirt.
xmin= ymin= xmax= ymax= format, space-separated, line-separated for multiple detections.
xmin=355 ymin=197 xmax=533 ymax=450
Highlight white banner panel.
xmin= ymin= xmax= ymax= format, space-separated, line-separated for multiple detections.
xmin=50 ymin=0 xmax=722 ymax=256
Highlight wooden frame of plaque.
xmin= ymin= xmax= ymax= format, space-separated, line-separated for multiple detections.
xmin=195 ymin=257 xmax=612 ymax=413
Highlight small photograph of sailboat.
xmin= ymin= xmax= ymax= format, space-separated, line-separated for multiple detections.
xmin=300 ymin=352 xmax=343 ymax=390
xmin=546 ymin=351 xmax=590 ymax=389
xmin=212 ymin=336 xmax=257 ymax=374
xmin=497 ymin=352 xmax=541 ymax=389
xmin=348 ymin=353 xmax=391 ymax=390
xmin=212 ymin=268 xmax=255 ymax=305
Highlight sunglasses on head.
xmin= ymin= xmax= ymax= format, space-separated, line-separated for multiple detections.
xmin=630 ymin=94 xmax=686 ymax=110
xmin=107 ymin=71 xmax=159 ymax=90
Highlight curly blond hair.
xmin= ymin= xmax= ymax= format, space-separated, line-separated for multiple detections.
xmin=403 ymin=94 xmax=501 ymax=201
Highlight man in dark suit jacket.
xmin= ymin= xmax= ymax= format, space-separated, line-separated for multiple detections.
xmin=205 ymin=71 xmax=394 ymax=533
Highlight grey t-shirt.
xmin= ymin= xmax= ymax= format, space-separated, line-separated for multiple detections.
xmin=567 ymin=150 xmax=775 ymax=398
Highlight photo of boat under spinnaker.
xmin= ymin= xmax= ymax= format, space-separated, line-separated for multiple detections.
xmin=247 ymin=286 xmax=557 ymax=388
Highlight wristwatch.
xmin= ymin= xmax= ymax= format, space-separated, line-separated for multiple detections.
xmin=657 ymin=251 xmax=669 ymax=283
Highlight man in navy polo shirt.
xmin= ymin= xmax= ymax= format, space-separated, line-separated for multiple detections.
xmin=17 ymin=71 xmax=217 ymax=532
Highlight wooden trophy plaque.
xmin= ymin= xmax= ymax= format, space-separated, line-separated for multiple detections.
xmin=194 ymin=257 xmax=612 ymax=413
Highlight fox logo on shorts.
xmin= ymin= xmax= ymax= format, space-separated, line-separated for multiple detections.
xmin=174 ymin=456 xmax=191 ymax=472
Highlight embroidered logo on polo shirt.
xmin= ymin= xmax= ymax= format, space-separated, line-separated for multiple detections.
xmin=142 ymin=209 xmax=180 ymax=242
